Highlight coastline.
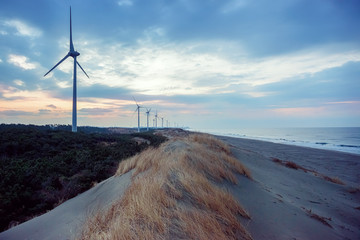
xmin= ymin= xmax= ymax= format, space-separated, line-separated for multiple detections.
xmin=218 ymin=135 xmax=360 ymax=186
xmin=1 ymin=131 xmax=359 ymax=240
xmin=195 ymin=127 xmax=360 ymax=156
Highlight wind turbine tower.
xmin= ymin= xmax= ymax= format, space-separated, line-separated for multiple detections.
xmin=155 ymin=110 xmax=158 ymax=129
xmin=133 ymin=97 xmax=143 ymax=132
xmin=44 ymin=7 xmax=89 ymax=132
xmin=146 ymin=108 xmax=151 ymax=131
xmin=161 ymin=117 xmax=164 ymax=128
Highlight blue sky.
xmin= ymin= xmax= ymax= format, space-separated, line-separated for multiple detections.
xmin=0 ymin=0 xmax=359 ymax=129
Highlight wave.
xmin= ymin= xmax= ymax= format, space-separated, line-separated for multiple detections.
xmin=338 ymin=144 xmax=360 ymax=148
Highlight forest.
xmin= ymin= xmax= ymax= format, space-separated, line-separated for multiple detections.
xmin=0 ymin=124 xmax=166 ymax=231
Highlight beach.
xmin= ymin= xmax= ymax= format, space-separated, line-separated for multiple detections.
xmin=1 ymin=132 xmax=359 ymax=240
xmin=219 ymin=136 xmax=360 ymax=240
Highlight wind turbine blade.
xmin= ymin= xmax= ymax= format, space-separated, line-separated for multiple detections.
xmin=70 ymin=7 xmax=74 ymax=52
xmin=76 ymin=61 xmax=89 ymax=78
xmin=132 ymin=96 xmax=139 ymax=107
xmin=44 ymin=54 xmax=69 ymax=77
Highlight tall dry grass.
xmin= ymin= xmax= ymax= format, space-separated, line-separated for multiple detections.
xmin=78 ymin=133 xmax=252 ymax=240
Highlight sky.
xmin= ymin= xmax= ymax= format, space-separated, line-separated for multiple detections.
xmin=0 ymin=0 xmax=359 ymax=130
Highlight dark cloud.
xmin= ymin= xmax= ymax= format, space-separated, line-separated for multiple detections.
xmin=79 ymin=108 xmax=114 ymax=115
xmin=38 ymin=109 xmax=51 ymax=114
xmin=46 ymin=104 xmax=57 ymax=109
xmin=0 ymin=110 xmax=35 ymax=116
xmin=46 ymin=83 xmax=134 ymax=100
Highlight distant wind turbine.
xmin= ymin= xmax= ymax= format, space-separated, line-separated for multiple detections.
xmin=44 ymin=7 xmax=89 ymax=133
xmin=145 ymin=108 xmax=151 ymax=131
xmin=133 ymin=97 xmax=143 ymax=132
xmin=154 ymin=110 xmax=158 ymax=129
xmin=161 ymin=117 xmax=164 ymax=128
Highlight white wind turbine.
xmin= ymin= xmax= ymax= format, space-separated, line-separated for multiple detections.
xmin=145 ymin=108 xmax=151 ymax=131
xmin=133 ymin=97 xmax=143 ymax=132
xmin=44 ymin=7 xmax=89 ymax=133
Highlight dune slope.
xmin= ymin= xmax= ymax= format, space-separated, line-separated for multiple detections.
xmin=78 ymin=133 xmax=253 ymax=240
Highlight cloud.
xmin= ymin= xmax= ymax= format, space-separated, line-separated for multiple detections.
xmin=270 ymin=107 xmax=326 ymax=117
xmin=46 ymin=104 xmax=57 ymax=109
xmin=3 ymin=19 xmax=42 ymax=38
xmin=256 ymin=60 xmax=360 ymax=103
xmin=76 ymin=36 xmax=360 ymax=100
xmin=326 ymin=101 xmax=360 ymax=105
xmin=13 ymin=79 xmax=25 ymax=86
xmin=7 ymin=54 xmax=36 ymax=70
xmin=118 ymin=0 xmax=133 ymax=6
xmin=38 ymin=109 xmax=51 ymax=114
xmin=0 ymin=110 xmax=35 ymax=116
xmin=221 ymin=0 xmax=248 ymax=13
xmin=79 ymin=108 xmax=114 ymax=115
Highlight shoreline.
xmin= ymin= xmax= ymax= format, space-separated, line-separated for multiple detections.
xmin=221 ymin=134 xmax=360 ymax=156
xmin=193 ymin=127 xmax=360 ymax=156
xmin=217 ymin=135 xmax=360 ymax=186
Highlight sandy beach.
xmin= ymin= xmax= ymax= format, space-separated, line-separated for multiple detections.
xmin=219 ymin=136 xmax=360 ymax=240
xmin=1 ymin=132 xmax=359 ymax=240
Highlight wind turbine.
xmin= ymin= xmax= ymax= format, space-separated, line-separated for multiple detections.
xmin=154 ymin=110 xmax=158 ymax=129
xmin=133 ymin=97 xmax=143 ymax=132
xmin=161 ymin=117 xmax=164 ymax=128
xmin=44 ymin=7 xmax=89 ymax=133
xmin=145 ymin=108 xmax=151 ymax=131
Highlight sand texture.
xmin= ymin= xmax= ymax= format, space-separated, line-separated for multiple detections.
xmin=1 ymin=133 xmax=359 ymax=239
xmin=219 ymin=136 xmax=360 ymax=240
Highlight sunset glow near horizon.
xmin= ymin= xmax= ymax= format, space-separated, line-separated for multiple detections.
xmin=0 ymin=0 xmax=359 ymax=129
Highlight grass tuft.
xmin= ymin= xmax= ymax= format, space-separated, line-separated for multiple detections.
xmin=271 ymin=157 xmax=344 ymax=185
xmin=303 ymin=208 xmax=333 ymax=228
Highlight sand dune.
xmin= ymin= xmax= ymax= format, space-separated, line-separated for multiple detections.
xmin=1 ymin=132 xmax=359 ymax=239
xmin=0 ymin=173 xmax=133 ymax=240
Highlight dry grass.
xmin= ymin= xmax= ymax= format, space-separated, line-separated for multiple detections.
xmin=347 ymin=187 xmax=360 ymax=194
xmin=303 ymin=208 xmax=333 ymax=228
xmin=272 ymin=158 xmax=308 ymax=172
xmin=322 ymin=175 xmax=345 ymax=185
xmin=271 ymin=158 xmax=345 ymax=185
xmin=78 ymin=133 xmax=252 ymax=240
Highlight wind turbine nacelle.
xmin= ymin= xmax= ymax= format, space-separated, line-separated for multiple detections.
xmin=69 ymin=51 xmax=80 ymax=57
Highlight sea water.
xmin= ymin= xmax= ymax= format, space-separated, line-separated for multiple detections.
xmin=193 ymin=127 xmax=360 ymax=155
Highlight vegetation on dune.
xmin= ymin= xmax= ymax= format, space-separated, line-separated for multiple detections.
xmin=271 ymin=157 xmax=345 ymax=185
xmin=80 ymin=133 xmax=252 ymax=240
xmin=302 ymin=207 xmax=333 ymax=228
xmin=0 ymin=124 xmax=166 ymax=231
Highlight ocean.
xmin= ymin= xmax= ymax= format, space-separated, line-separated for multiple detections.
xmin=193 ymin=127 xmax=360 ymax=155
